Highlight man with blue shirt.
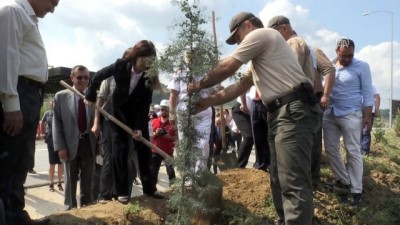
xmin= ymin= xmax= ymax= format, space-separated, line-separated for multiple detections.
xmin=323 ymin=38 xmax=374 ymax=207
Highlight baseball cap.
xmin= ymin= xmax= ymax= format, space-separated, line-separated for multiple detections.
xmin=226 ymin=12 xmax=255 ymax=45
xmin=267 ymin=15 xmax=290 ymax=29
xmin=160 ymin=99 xmax=169 ymax=108
xmin=154 ymin=104 xmax=160 ymax=110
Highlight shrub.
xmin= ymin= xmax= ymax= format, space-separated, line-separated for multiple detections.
xmin=394 ymin=109 xmax=400 ymax=136
xmin=373 ymin=116 xmax=387 ymax=144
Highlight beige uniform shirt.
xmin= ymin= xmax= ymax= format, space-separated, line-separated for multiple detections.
xmin=287 ymin=35 xmax=316 ymax=85
xmin=231 ymin=28 xmax=311 ymax=104
xmin=313 ymin=47 xmax=335 ymax=93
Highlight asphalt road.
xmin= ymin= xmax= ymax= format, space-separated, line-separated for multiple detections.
xmin=25 ymin=140 xmax=54 ymax=188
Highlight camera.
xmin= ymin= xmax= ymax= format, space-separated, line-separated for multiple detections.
xmin=158 ymin=128 xmax=167 ymax=136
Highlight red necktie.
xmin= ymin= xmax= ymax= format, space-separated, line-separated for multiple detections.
xmin=78 ymin=98 xmax=87 ymax=132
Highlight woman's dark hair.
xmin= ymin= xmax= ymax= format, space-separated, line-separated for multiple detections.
xmin=124 ymin=40 xmax=156 ymax=63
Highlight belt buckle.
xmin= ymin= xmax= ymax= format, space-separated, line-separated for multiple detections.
xmin=79 ymin=133 xmax=85 ymax=139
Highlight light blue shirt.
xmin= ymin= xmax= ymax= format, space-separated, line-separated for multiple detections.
xmin=327 ymin=58 xmax=374 ymax=117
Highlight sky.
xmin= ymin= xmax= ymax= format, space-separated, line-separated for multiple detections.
xmin=39 ymin=0 xmax=400 ymax=109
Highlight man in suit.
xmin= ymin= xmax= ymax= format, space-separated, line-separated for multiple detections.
xmin=52 ymin=65 xmax=97 ymax=210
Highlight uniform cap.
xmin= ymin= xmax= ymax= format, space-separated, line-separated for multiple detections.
xmin=226 ymin=12 xmax=255 ymax=45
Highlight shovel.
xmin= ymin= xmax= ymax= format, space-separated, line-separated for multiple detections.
xmin=60 ymin=80 xmax=173 ymax=161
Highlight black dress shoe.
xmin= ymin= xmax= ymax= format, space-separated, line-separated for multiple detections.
xmin=117 ymin=196 xmax=130 ymax=204
xmin=28 ymin=170 xmax=37 ymax=174
xmin=145 ymin=191 xmax=164 ymax=199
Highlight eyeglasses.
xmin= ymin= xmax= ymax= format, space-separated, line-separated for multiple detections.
xmin=337 ymin=53 xmax=354 ymax=59
xmin=76 ymin=76 xmax=90 ymax=80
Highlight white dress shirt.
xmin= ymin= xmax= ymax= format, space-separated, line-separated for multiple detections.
xmin=129 ymin=67 xmax=143 ymax=94
xmin=0 ymin=0 xmax=48 ymax=112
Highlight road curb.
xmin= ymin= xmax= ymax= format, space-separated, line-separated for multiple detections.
xmin=25 ymin=180 xmax=64 ymax=189
xmin=24 ymin=182 xmax=49 ymax=189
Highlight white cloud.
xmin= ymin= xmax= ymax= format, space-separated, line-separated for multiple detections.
xmin=358 ymin=41 xmax=400 ymax=108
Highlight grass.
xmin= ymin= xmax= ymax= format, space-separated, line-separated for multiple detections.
xmin=124 ymin=201 xmax=143 ymax=214
xmin=327 ymin=128 xmax=400 ymax=225
xmin=245 ymin=128 xmax=400 ymax=225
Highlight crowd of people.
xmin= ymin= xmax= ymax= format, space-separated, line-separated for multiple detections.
xmin=0 ymin=0 xmax=379 ymax=224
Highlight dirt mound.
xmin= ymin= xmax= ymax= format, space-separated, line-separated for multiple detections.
xmin=47 ymin=168 xmax=269 ymax=224
xmin=47 ymin=165 xmax=400 ymax=224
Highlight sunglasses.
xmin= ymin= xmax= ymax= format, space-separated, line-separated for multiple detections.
xmin=337 ymin=53 xmax=354 ymax=59
xmin=76 ymin=76 xmax=90 ymax=80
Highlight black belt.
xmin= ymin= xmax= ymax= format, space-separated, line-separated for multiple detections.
xmin=79 ymin=133 xmax=89 ymax=139
xmin=266 ymin=91 xmax=301 ymax=114
xmin=266 ymin=82 xmax=317 ymax=114
xmin=19 ymin=76 xmax=44 ymax=89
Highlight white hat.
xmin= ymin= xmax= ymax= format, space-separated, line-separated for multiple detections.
xmin=154 ymin=104 xmax=160 ymax=109
xmin=160 ymin=99 xmax=169 ymax=107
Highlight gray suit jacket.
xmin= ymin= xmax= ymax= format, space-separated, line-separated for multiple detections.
xmin=52 ymin=89 xmax=96 ymax=160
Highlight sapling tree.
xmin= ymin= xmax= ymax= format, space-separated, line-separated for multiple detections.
xmin=154 ymin=0 xmax=221 ymax=224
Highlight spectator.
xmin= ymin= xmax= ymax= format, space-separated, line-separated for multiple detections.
xmin=238 ymin=85 xmax=269 ymax=171
xmin=249 ymin=87 xmax=270 ymax=172
xmin=361 ymin=84 xmax=380 ymax=155
xmin=41 ymin=100 xmax=64 ymax=192
xmin=311 ymin=47 xmax=335 ymax=189
xmin=154 ymin=105 xmax=161 ymax=117
xmin=268 ymin=16 xmax=319 ymax=91
xmin=168 ymin=48 xmax=215 ymax=172
xmin=233 ymin=89 xmax=254 ymax=168
xmin=213 ymin=116 xmax=232 ymax=152
xmin=323 ymin=38 xmax=374 ymax=207
xmin=229 ymin=119 xmax=242 ymax=151
xmin=0 ymin=0 xmax=59 ymax=224
xmin=53 ymin=65 xmax=97 ymax=210
xmin=151 ymin=99 xmax=176 ymax=186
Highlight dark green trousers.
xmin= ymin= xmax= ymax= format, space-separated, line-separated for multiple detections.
xmin=267 ymin=100 xmax=321 ymax=225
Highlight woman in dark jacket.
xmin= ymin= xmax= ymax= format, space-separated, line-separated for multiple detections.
xmin=85 ymin=40 xmax=163 ymax=204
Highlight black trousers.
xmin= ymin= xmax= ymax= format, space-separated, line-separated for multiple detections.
xmin=231 ymin=103 xmax=254 ymax=168
xmin=110 ymin=121 xmax=155 ymax=197
xmin=0 ymin=199 xmax=4 ymax=225
xmin=98 ymin=119 xmax=115 ymax=200
xmin=311 ymin=111 xmax=323 ymax=188
xmin=0 ymin=81 xmax=41 ymax=224
xmin=251 ymin=100 xmax=270 ymax=171
xmin=151 ymin=153 xmax=176 ymax=186
xmin=63 ymin=137 xmax=94 ymax=210
xmin=28 ymin=134 xmax=36 ymax=171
